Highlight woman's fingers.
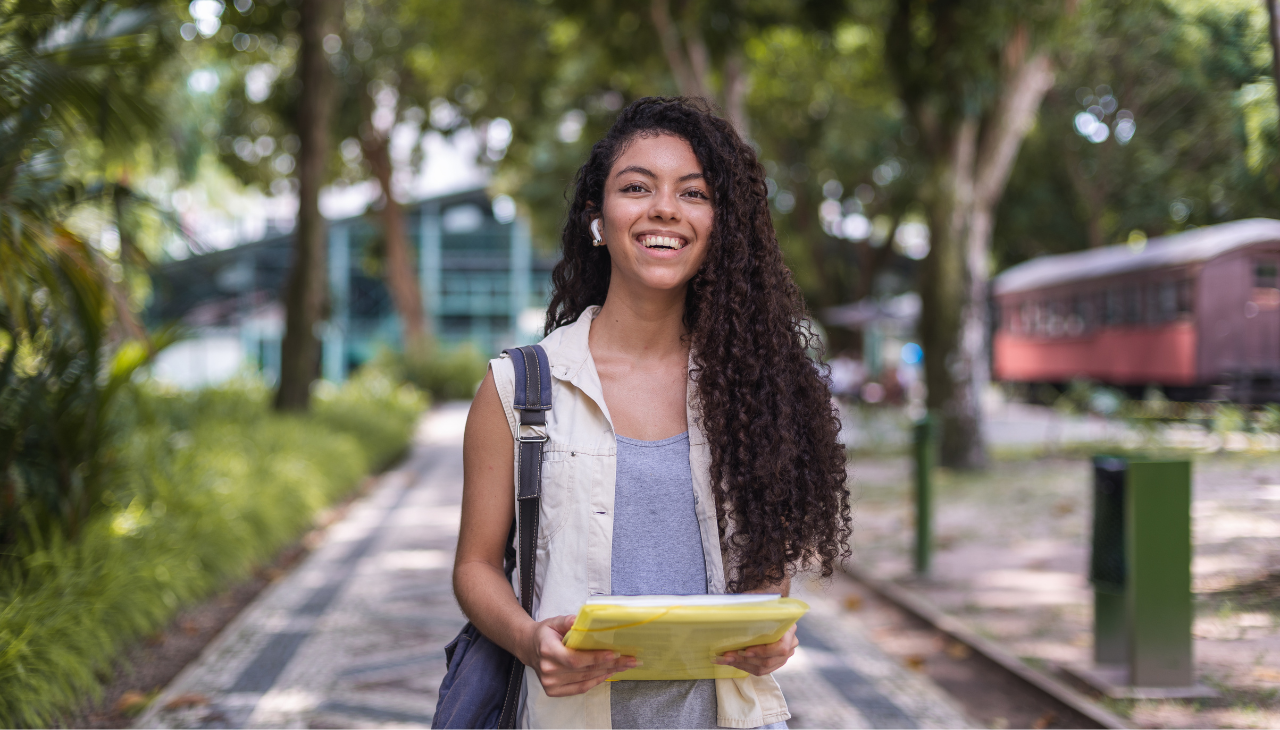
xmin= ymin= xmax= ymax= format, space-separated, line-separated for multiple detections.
xmin=544 ymin=670 xmax=620 ymax=697
xmin=531 ymin=615 xmax=637 ymax=695
xmin=714 ymin=625 xmax=798 ymax=675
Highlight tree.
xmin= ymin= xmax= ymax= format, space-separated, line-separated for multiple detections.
xmin=995 ymin=0 xmax=1279 ymax=270
xmin=880 ymin=1 xmax=1063 ymax=468
xmin=0 ymin=0 xmax=176 ymax=543
xmin=275 ymin=0 xmax=338 ymax=411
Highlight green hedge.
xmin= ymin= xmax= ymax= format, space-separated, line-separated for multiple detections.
xmin=0 ymin=370 xmax=425 ymax=727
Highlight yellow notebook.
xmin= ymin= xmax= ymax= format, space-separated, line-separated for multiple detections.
xmin=562 ymin=594 xmax=809 ymax=681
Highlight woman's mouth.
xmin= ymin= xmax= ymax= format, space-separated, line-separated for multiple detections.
xmin=638 ymin=234 xmax=688 ymax=251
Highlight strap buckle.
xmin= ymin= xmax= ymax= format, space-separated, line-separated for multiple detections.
xmin=517 ymin=424 xmax=548 ymax=443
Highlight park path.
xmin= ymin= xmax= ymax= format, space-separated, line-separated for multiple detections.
xmin=138 ymin=404 xmax=971 ymax=729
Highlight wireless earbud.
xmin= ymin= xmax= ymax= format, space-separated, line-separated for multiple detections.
xmin=590 ymin=219 xmax=604 ymax=246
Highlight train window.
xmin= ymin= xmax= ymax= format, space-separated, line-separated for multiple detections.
xmin=1068 ymin=297 xmax=1086 ymax=336
xmin=1257 ymin=260 xmax=1278 ymax=289
xmin=1177 ymin=279 xmax=1194 ymax=314
xmin=1047 ymin=300 xmax=1064 ymax=337
xmin=1159 ymin=281 xmax=1177 ymax=322
xmin=1106 ymin=288 xmax=1122 ymax=325
xmin=1124 ymin=287 xmax=1141 ymax=324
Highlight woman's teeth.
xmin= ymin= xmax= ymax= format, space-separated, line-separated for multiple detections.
xmin=641 ymin=235 xmax=685 ymax=250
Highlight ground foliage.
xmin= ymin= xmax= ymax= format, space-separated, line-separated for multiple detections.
xmin=0 ymin=370 xmax=424 ymax=727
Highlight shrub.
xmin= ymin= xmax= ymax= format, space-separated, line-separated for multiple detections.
xmin=373 ymin=342 xmax=488 ymax=402
xmin=0 ymin=375 xmax=425 ymax=727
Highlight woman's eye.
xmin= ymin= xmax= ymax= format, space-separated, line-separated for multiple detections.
xmin=623 ymin=184 xmax=647 ymax=193
xmin=684 ymin=189 xmax=708 ymax=200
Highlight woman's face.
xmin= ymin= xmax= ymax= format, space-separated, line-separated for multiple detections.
xmin=597 ymin=133 xmax=713 ymax=295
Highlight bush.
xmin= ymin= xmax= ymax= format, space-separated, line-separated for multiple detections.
xmin=374 ymin=342 xmax=488 ymax=402
xmin=0 ymin=374 xmax=425 ymax=727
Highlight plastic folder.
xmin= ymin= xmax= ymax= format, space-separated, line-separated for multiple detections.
xmin=562 ymin=594 xmax=809 ymax=681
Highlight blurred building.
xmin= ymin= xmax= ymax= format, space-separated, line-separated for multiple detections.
xmin=147 ymin=187 xmax=556 ymax=387
xmin=992 ymin=218 xmax=1280 ymax=402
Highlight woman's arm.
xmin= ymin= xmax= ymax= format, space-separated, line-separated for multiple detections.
xmin=714 ymin=575 xmax=798 ymax=676
xmin=453 ymin=370 xmax=636 ymax=696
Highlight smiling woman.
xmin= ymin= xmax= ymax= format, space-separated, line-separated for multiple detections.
xmin=450 ymin=97 xmax=851 ymax=730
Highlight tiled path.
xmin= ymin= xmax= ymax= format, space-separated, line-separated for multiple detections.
xmin=139 ymin=404 xmax=971 ymax=729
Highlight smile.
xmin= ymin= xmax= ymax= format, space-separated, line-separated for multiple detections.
xmin=638 ymin=234 xmax=688 ymax=251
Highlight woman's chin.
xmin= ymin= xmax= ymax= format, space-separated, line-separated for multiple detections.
xmin=625 ymin=270 xmax=697 ymax=294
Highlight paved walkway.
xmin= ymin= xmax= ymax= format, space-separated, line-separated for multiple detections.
xmin=139 ymin=405 xmax=971 ymax=729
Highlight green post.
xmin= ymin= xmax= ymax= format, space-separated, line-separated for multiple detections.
xmin=913 ymin=414 xmax=934 ymax=576
xmin=1126 ymin=459 xmax=1194 ymax=687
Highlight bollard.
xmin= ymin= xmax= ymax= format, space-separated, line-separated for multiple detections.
xmin=1090 ymin=456 xmax=1128 ymax=665
xmin=1127 ymin=459 xmax=1193 ymax=688
xmin=913 ymin=415 xmax=935 ymax=576
xmin=1074 ymin=455 xmax=1205 ymax=696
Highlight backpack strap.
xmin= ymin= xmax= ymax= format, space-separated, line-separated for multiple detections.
xmin=498 ymin=344 xmax=550 ymax=728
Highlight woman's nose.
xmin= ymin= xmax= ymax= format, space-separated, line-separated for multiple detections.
xmin=649 ymin=189 xmax=681 ymax=221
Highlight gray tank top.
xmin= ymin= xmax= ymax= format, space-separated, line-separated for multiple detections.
xmin=609 ymin=432 xmax=717 ymax=729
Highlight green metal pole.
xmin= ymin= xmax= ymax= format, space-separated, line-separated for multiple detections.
xmin=1126 ymin=459 xmax=1194 ymax=687
xmin=913 ymin=414 xmax=934 ymax=576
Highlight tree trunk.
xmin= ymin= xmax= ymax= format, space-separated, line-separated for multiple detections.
xmin=857 ymin=215 xmax=899 ymax=300
xmin=648 ymin=0 xmax=750 ymax=138
xmin=1064 ymin=144 xmax=1107 ymax=248
xmin=920 ymin=50 xmax=1054 ymax=468
xmin=920 ymin=118 xmax=981 ymax=467
xmin=275 ymin=0 xmax=337 ymax=412
xmin=363 ymin=132 xmax=429 ymax=353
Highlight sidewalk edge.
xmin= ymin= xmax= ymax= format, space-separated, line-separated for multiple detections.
xmin=841 ymin=564 xmax=1130 ymax=730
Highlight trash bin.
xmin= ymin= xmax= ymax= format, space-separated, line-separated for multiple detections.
xmin=1090 ymin=455 xmax=1127 ymax=665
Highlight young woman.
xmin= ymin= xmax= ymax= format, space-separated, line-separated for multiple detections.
xmin=454 ymin=97 xmax=851 ymax=729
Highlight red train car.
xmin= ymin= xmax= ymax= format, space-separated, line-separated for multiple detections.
xmin=992 ymin=219 xmax=1280 ymax=402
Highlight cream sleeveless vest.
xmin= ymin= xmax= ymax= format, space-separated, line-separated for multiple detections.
xmin=489 ymin=306 xmax=790 ymax=729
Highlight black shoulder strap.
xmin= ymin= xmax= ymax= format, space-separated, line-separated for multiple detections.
xmin=498 ymin=344 xmax=550 ymax=728
xmin=504 ymin=344 xmax=550 ymax=615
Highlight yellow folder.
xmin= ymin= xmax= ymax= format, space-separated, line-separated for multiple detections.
xmin=562 ymin=594 xmax=809 ymax=681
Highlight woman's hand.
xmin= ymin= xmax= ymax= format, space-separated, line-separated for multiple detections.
xmin=714 ymin=624 xmax=798 ymax=676
xmin=525 ymin=615 xmax=638 ymax=697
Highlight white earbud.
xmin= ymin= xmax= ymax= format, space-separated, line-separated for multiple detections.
xmin=590 ymin=219 xmax=605 ymax=246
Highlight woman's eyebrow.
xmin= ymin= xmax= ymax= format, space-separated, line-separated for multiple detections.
xmin=612 ymin=166 xmax=704 ymax=182
xmin=614 ymin=165 xmax=655 ymax=178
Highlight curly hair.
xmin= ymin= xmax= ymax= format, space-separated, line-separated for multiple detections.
xmin=545 ymin=96 xmax=851 ymax=592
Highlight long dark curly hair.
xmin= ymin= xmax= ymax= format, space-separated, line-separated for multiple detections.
xmin=545 ymin=97 xmax=851 ymax=592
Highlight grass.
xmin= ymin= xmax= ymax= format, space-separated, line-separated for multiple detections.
xmin=0 ymin=369 xmax=425 ymax=727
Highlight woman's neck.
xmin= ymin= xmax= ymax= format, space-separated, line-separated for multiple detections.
xmin=589 ymin=278 xmax=688 ymax=361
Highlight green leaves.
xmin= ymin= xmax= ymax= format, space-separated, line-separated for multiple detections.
xmin=0 ymin=374 xmax=423 ymax=726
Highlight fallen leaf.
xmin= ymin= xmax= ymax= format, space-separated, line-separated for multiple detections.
xmin=164 ymin=692 xmax=210 ymax=710
xmin=904 ymin=655 xmax=926 ymax=672
xmin=115 ymin=691 xmax=149 ymax=715
xmin=944 ymin=641 xmax=971 ymax=660
xmin=1032 ymin=711 xmax=1057 ymax=729
xmin=1255 ymin=666 xmax=1280 ymax=683
xmin=842 ymin=595 xmax=864 ymax=612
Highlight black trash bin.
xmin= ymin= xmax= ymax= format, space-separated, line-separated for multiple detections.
xmin=1090 ymin=455 xmax=1127 ymax=665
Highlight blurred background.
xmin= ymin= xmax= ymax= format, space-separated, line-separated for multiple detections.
xmin=2 ymin=0 xmax=1280 ymax=727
